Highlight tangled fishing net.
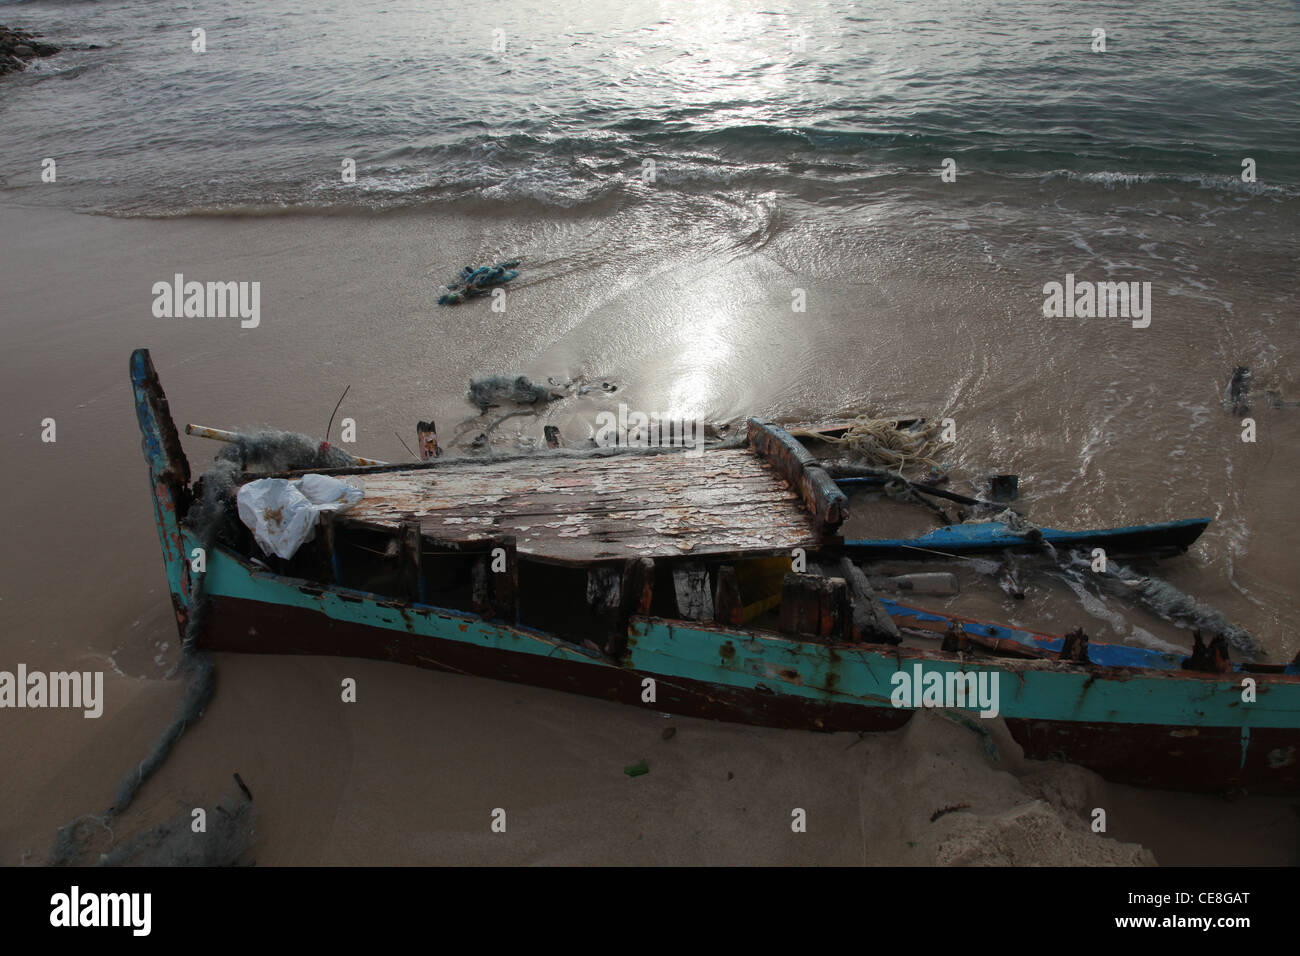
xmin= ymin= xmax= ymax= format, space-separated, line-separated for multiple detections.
xmin=467 ymin=374 xmax=558 ymax=413
xmin=1065 ymin=554 xmax=1261 ymax=659
xmin=789 ymin=417 xmax=952 ymax=475
xmin=963 ymin=507 xmax=1040 ymax=535
xmin=48 ymin=430 xmax=346 ymax=865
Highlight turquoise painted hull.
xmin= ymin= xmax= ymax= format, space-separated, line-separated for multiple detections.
xmin=181 ymin=536 xmax=1300 ymax=793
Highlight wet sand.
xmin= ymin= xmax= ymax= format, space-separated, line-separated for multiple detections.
xmin=1 ymin=201 xmax=1296 ymax=865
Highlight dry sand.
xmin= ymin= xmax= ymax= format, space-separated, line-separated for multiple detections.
xmin=8 ymin=654 xmax=1294 ymax=866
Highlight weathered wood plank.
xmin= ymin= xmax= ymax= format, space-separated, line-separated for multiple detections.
xmin=334 ymin=446 xmax=823 ymax=563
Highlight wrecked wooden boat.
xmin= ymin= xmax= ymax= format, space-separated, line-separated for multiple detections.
xmin=131 ymin=349 xmax=1300 ymax=794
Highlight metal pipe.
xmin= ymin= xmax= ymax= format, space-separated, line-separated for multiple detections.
xmin=184 ymin=423 xmax=389 ymax=467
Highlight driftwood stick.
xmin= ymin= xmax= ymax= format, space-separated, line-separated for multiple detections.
xmin=324 ymin=384 xmax=351 ymax=444
xmin=831 ymin=466 xmax=1008 ymax=510
xmin=395 ymin=432 xmax=421 ymax=462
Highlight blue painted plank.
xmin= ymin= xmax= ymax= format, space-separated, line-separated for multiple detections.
xmin=846 ymin=517 xmax=1210 ymax=557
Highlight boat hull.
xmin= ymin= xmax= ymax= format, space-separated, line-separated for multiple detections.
xmin=193 ymin=547 xmax=1299 ymax=794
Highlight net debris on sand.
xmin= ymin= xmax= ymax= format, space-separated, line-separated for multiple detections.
xmin=48 ymin=430 xmax=351 ymax=864
xmin=437 ymin=260 xmax=520 ymax=305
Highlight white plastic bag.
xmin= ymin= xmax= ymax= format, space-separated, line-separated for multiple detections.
xmin=236 ymin=475 xmax=364 ymax=560
xmin=299 ymin=473 xmax=365 ymax=509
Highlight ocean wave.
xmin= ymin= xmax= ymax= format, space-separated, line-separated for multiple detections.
xmin=1034 ymin=169 xmax=1299 ymax=198
xmin=62 ymin=148 xmax=1300 ymax=219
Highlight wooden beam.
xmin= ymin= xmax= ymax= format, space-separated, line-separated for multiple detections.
xmin=1058 ymin=627 xmax=1091 ymax=664
xmin=488 ymin=534 xmax=518 ymax=624
xmin=779 ymin=573 xmax=852 ymax=643
xmin=713 ymin=565 xmax=744 ymax=626
xmin=417 ymin=420 xmax=441 ymax=460
xmin=318 ymin=513 xmax=341 ymax=585
xmin=837 ymin=557 xmax=900 ymax=644
xmin=747 ymin=419 xmax=848 ymax=534
xmin=621 ymin=557 xmax=654 ymax=617
xmin=399 ymin=521 xmax=423 ymax=603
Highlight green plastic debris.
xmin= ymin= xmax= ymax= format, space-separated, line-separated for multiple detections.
xmin=624 ymin=759 xmax=649 ymax=777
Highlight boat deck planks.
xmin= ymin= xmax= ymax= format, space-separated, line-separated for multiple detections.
xmin=345 ymin=447 xmax=821 ymax=563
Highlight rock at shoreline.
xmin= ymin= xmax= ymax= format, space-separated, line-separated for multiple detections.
xmin=1 ymin=26 xmax=62 ymax=76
